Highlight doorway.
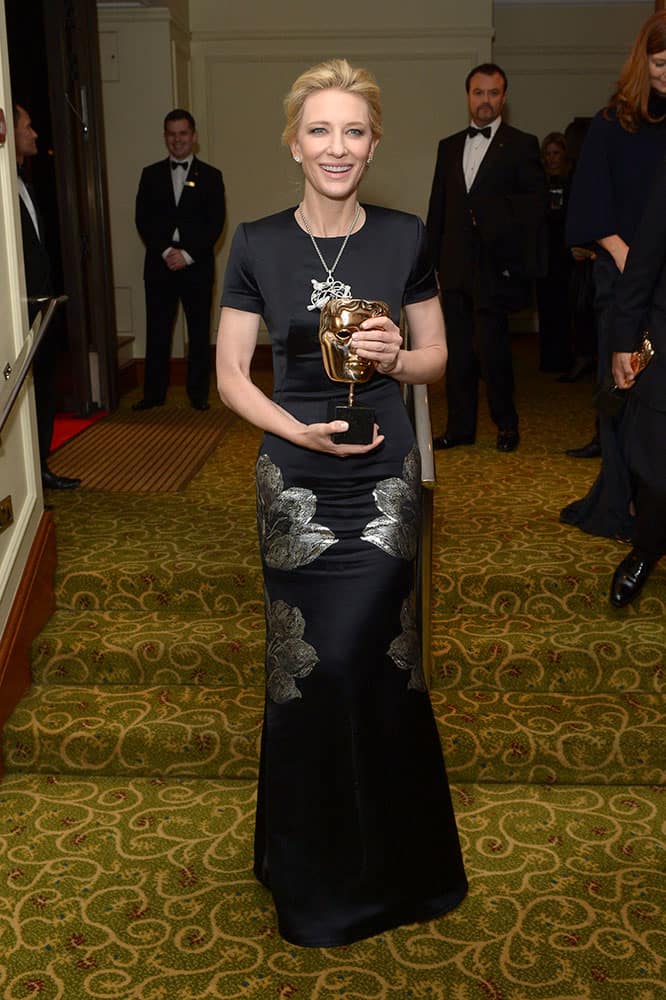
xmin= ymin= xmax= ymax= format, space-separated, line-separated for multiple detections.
xmin=6 ymin=0 xmax=118 ymax=414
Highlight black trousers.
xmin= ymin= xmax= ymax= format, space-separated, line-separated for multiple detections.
xmin=440 ymin=288 xmax=518 ymax=440
xmin=536 ymin=270 xmax=572 ymax=372
xmin=30 ymin=309 xmax=60 ymax=466
xmin=634 ymin=481 xmax=666 ymax=561
xmin=143 ymin=266 xmax=213 ymax=405
xmin=624 ymin=395 xmax=666 ymax=561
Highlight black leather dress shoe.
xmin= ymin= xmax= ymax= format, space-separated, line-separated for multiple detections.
xmin=132 ymin=399 xmax=164 ymax=411
xmin=496 ymin=429 xmax=520 ymax=452
xmin=565 ymin=437 xmax=601 ymax=459
xmin=190 ymin=400 xmax=210 ymax=411
xmin=610 ymin=548 xmax=655 ymax=607
xmin=42 ymin=469 xmax=81 ymax=490
xmin=432 ymin=434 xmax=475 ymax=450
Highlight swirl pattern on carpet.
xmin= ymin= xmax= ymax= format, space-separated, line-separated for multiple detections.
xmin=1 ymin=352 xmax=664 ymax=998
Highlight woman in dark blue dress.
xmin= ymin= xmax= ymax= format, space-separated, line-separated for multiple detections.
xmin=216 ymin=59 xmax=467 ymax=947
xmin=561 ymin=11 xmax=666 ymax=540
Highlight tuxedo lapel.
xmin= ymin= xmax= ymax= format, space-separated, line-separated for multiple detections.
xmin=450 ymin=132 xmax=467 ymax=196
xmin=179 ymin=156 xmax=199 ymax=203
xmin=19 ymin=191 xmax=37 ymax=241
xmin=161 ymin=158 xmax=177 ymax=207
xmin=20 ymin=179 xmax=45 ymax=242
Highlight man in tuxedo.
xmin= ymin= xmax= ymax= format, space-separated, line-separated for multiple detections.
xmin=14 ymin=104 xmax=80 ymax=490
xmin=134 ymin=109 xmax=226 ymax=411
xmin=426 ymin=63 xmax=547 ymax=452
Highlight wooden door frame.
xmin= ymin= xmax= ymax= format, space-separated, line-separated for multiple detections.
xmin=43 ymin=0 xmax=118 ymax=412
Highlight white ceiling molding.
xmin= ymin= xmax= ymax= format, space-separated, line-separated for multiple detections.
xmin=96 ymin=1 xmax=165 ymax=8
xmin=495 ymin=0 xmax=647 ymax=5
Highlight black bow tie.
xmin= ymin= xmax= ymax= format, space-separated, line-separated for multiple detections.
xmin=467 ymin=126 xmax=491 ymax=139
xmin=171 ymin=160 xmax=189 ymax=170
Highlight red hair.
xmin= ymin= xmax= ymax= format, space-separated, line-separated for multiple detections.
xmin=606 ymin=11 xmax=666 ymax=132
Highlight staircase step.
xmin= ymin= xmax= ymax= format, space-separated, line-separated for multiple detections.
xmin=2 ymin=684 xmax=262 ymax=780
xmin=4 ymin=684 xmax=663 ymax=786
xmin=0 ymin=773 xmax=662 ymax=1000
xmin=431 ymin=689 xmax=666 ymax=786
xmin=56 ymin=567 xmax=264 ymax=613
xmin=432 ymin=487 xmax=666 ymax=616
xmin=31 ymin=611 xmax=265 ymax=687
xmin=31 ymin=608 xmax=664 ymax=696
xmin=431 ymin=613 xmax=665 ymax=693
xmin=433 ymin=557 xmax=666 ymax=615
xmin=51 ymin=492 xmax=263 ymax=611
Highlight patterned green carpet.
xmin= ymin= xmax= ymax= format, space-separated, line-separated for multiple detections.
xmin=1 ymin=341 xmax=664 ymax=999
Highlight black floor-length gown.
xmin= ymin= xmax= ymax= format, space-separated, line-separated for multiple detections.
xmin=222 ymin=205 xmax=468 ymax=947
xmin=560 ymin=101 xmax=666 ymax=540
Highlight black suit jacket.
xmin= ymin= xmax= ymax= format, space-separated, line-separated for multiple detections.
xmin=18 ymin=183 xmax=52 ymax=324
xmin=426 ymin=122 xmax=547 ymax=309
xmin=611 ymin=157 xmax=666 ymax=413
xmin=135 ymin=156 xmax=226 ymax=283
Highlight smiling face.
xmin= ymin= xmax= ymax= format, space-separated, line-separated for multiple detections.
xmin=164 ymin=118 xmax=196 ymax=160
xmin=648 ymin=49 xmax=666 ymax=95
xmin=290 ymin=88 xmax=378 ymax=203
xmin=467 ymin=72 xmax=506 ymax=127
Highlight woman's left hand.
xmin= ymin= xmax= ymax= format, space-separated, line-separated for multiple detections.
xmin=351 ymin=317 xmax=403 ymax=375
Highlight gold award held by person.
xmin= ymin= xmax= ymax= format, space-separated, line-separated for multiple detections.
xmin=319 ymin=297 xmax=390 ymax=444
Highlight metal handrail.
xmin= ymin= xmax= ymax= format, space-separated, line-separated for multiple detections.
xmin=0 ymin=296 xmax=68 ymax=439
xmin=400 ymin=311 xmax=439 ymax=689
xmin=408 ymin=382 xmax=437 ymax=690
xmin=412 ymin=383 xmax=436 ymax=488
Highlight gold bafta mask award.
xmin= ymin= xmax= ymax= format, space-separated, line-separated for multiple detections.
xmin=319 ymin=297 xmax=390 ymax=444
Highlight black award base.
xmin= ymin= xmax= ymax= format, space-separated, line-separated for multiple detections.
xmin=328 ymin=400 xmax=375 ymax=445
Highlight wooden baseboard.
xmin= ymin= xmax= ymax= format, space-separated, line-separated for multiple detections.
xmin=118 ymin=359 xmax=139 ymax=397
xmin=0 ymin=511 xmax=57 ymax=778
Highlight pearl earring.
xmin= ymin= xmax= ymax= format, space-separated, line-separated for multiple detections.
xmin=367 ymin=156 xmax=373 ymax=165
xmin=293 ymin=155 xmax=301 ymax=164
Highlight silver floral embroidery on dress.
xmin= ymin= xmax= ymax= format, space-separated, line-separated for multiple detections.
xmin=360 ymin=445 xmax=420 ymax=560
xmin=256 ymin=454 xmax=338 ymax=570
xmin=266 ymin=598 xmax=318 ymax=703
xmin=388 ymin=593 xmax=426 ymax=692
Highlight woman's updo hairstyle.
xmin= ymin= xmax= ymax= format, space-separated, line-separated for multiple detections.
xmin=282 ymin=58 xmax=383 ymax=146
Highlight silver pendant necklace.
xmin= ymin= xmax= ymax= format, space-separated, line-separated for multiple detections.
xmin=298 ymin=203 xmax=361 ymax=311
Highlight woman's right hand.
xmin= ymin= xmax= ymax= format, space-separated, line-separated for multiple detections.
xmin=294 ymin=420 xmax=385 ymax=457
xmin=612 ymin=243 xmax=629 ymax=273
xmin=611 ymin=352 xmax=635 ymax=390
xmin=597 ymin=235 xmax=629 ymax=273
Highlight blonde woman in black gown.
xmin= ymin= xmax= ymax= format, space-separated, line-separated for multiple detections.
xmin=216 ymin=59 xmax=467 ymax=947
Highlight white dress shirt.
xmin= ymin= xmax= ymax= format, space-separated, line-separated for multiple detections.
xmin=163 ymin=158 xmax=194 ymax=265
xmin=462 ymin=117 xmax=501 ymax=192
xmin=18 ymin=177 xmax=40 ymax=240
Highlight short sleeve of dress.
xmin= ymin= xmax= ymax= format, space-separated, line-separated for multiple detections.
xmin=403 ymin=216 xmax=438 ymax=306
xmin=565 ymin=113 xmax=616 ymax=247
xmin=221 ymin=223 xmax=265 ymax=315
